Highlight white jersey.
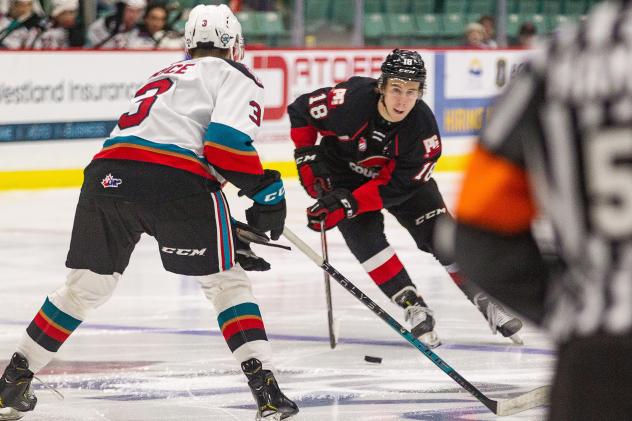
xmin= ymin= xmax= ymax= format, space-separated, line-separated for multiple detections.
xmin=0 ymin=15 xmax=40 ymax=49
xmin=28 ymin=25 xmax=69 ymax=49
xmin=95 ymin=56 xmax=265 ymax=181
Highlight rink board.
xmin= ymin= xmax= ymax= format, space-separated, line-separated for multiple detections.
xmin=0 ymin=48 xmax=531 ymax=190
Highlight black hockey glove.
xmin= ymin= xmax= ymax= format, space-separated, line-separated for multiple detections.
xmin=246 ymin=202 xmax=286 ymax=241
xmin=294 ymin=146 xmax=332 ymax=199
xmin=306 ymin=189 xmax=357 ymax=231
xmin=241 ymin=170 xmax=287 ymax=241
xmin=236 ymin=245 xmax=271 ymax=271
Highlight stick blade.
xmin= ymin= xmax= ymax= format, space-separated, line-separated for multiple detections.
xmin=495 ymin=385 xmax=551 ymax=416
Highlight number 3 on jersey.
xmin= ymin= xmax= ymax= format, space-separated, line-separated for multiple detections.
xmin=118 ymin=78 xmax=174 ymax=130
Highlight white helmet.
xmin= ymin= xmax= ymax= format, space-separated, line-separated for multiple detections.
xmin=184 ymin=4 xmax=244 ymax=62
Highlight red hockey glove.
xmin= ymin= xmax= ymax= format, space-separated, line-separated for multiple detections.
xmin=294 ymin=146 xmax=332 ymax=198
xmin=306 ymin=189 xmax=358 ymax=231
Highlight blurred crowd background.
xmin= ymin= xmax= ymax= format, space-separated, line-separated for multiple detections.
xmin=0 ymin=0 xmax=599 ymax=50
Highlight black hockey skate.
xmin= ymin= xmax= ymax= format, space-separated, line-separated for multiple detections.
xmin=393 ymin=287 xmax=441 ymax=348
xmin=0 ymin=353 xmax=37 ymax=421
xmin=473 ymin=293 xmax=524 ymax=345
xmin=242 ymin=358 xmax=298 ymax=421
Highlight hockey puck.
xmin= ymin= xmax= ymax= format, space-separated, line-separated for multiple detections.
xmin=364 ymin=355 xmax=382 ymax=364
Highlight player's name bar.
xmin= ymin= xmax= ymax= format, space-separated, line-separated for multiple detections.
xmin=0 ymin=121 xmax=118 ymax=142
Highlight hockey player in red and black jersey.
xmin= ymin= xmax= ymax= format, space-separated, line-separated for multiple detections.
xmin=288 ymin=49 xmax=523 ymax=348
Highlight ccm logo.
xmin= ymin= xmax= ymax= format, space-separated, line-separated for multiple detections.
xmin=415 ymin=208 xmax=447 ymax=225
xmin=264 ymin=186 xmax=285 ymax=203
xmin=161 ymin=247 xmax=207 ymax=256
xmin=296 ymin=154 xmax=316 ymax=164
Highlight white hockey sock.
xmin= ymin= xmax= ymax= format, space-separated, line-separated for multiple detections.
xmin=197 ymin=265 xmax=274 ymax=370
xmin=16 ymin=269 xmax=119 ymax=373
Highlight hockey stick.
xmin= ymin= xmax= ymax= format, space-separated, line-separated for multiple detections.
xmin=320 ymin=220 xmax=337 ymax=349
xmin=283 ymin=227 xmax=550 ymax=416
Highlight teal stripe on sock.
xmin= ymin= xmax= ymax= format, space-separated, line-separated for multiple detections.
xmin=41 ymin=297 xmax=82 ymax=331
xmin=217 ymin=302 xmax=261 ymax=328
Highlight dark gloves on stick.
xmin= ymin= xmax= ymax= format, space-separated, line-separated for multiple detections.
xmin=306 ymin=189 xmax=357 ymax=231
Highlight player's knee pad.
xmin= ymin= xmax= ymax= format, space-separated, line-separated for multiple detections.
xmin=196 ymin=264 xmax=254 ymax=310
xmin=48 ymin=269 xmax=120 ymax=320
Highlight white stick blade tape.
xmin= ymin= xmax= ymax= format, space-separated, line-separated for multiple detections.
xmin=496 ymin=385 xmax=551 ymax=416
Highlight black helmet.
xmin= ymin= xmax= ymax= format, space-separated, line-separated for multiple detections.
xmin=379 ymin=49 xmax=426 ymax=93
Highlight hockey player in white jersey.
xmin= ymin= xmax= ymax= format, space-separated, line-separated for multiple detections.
xmin=0 ymin=5 xmax=298 ymax=421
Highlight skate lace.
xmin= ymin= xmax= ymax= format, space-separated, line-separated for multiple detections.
xmin=485 ymin=302 xmax=513 ymax=335
xmin=33 ymin=376 xmax=64 ymax=401
xmin=404 ymin=305 xmax=432 ymax=325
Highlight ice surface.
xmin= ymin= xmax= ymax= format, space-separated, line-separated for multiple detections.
xmin=0 ymin=176 xmax=553 ymax=420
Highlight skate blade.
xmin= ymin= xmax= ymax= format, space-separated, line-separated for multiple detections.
xmin=0 ymin=407 xmax=23 ymax=421
xmin=509 ymin=333 xmax=524 ymax=346
xmin=418 ymin=331 xmax=442 ymax=349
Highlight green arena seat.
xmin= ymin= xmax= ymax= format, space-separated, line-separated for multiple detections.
xmin=468 ymin=0 xmax=495 ymax=15
xmin=236 ymin=11 xmax=261 ymax=37
xmin=564 ymin=0 xmax=587 ymax=15
xmin=332 ymin=0 xmax=355 ymax=27
xmin=385 ymin=12 xmax=417 ymax=44
xmin=364 ymin=12 xmax=388 ymax=42
xmin=305 ymin=0 xmax=331 ymax=32
xmin=411 ymin=0 xmax=437 ymax=14
xmin=440 ymin=12 xmax=465 ymax=37
xmin=415 ymin=13 xmax=440 ymax=39
xmin=385 ymin=0 xmax=411 ymax=14
xmin=542 ymin=0 xmax=562 ymax=15
xmin=517 ymin=0 xmax=540 ymax=14
xmin=365 ymin=0 xmax=384 ymax=13
xmin=443 ymin=0 xmax=467 ymax=13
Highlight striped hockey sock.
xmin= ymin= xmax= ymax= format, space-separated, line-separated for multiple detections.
xmin=16 ymin=297 xmax=83 ymax=373
xmin=26 ymin=297 xmax=82 ymax=353
xmin=217 ymin=302 xmax=271 ymax=366
xmin=361 ymin=247 xmax=415 ymax=298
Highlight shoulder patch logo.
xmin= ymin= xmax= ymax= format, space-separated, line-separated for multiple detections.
xmin=422 ymin=134 xmax=440 ymax=158
xmin=101 ymin=173 xmax=123 ymax=188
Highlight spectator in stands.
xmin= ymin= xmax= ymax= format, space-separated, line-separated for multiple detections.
xmin=478 ymin=15 xmax=497 ymax=48
xmin=28 ymin=0 xmax=83 ymax=48
xmin=96 ymin=0 xmax=117 ymax=16
xmin=86 ymin=0 xmax=145 ymax=48
xmin=464 ymin=22 xmax=488 ymax=49
xmin=127 ymin=2 xmax=182 ymax=49
xmin=0 ymin=0 xmax=44 ymax=48
xmin=517 ymin=21 xmax=537 ymax=47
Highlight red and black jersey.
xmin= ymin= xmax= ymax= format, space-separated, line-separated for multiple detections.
xmin=288 ymin=76 xmax=442 ymax=214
